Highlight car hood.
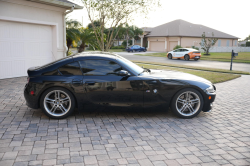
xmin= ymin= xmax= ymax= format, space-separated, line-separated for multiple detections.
xmin=142 ymin=69 xmax=212 ymax=85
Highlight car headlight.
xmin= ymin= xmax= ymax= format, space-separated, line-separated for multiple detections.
xmin=206 ymin=85 xmax=215 ymax=94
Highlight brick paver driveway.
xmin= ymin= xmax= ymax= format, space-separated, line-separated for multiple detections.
xmin=0 ymin=76 xmax=250 ymax=166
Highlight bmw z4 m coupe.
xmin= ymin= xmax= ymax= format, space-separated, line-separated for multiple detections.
xmin=24 ymin=52 xmax=216 ymax=119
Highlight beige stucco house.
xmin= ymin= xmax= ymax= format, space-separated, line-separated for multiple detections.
xmin=0 ymin=0 xmax=82 ymax=79
xmin=138 ymin=20 xmax=239 ymax=52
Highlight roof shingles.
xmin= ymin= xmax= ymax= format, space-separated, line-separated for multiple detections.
xmin=146 ymin=19 xmax=238 ymax=39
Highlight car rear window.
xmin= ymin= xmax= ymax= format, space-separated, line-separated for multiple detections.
xmin=58 ymin=62 xmax=82 ymax=76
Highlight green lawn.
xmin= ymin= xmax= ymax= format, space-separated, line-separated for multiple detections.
xmin=136 ymin=63 xmax=241 ymax=84
xmin=201 ymin=52 xmax=250 ymax=63
xmin=133 ymin=61 xmax=250 ymax=75
xmin=135 ymin=52 xmax=250 ymax=63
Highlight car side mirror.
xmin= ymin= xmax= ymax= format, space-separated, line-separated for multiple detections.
xmin=118 ymin=70 xmax=129 ymax=76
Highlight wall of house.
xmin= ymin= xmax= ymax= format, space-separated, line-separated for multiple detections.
xmin=0 ymin=0 xmax=67 ymax=59
xmin=181 ymin=37 xmax=238 ymax=48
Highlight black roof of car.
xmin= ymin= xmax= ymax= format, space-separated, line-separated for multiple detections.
xmin=73 ymin=51 xmax=121 ymax=60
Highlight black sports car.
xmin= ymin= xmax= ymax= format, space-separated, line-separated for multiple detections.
xmin=24 ymin=52 xmax=216 ymax=119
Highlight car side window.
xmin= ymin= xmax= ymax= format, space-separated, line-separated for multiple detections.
xmin=79 ymin=60 xmax=122 ymax=76
xmin=173 ymin=49 xmax=179 ymax=52
xmin=58 ymin=62 xmax=82 ymax=76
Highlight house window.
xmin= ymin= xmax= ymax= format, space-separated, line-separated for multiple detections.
xmin=234 ymin=40 xmax=237 ymax=46
xmin=218 ymin=40 xmax=221 ymax=46
xmin=226 ymin=40 xmax=230 ymax=46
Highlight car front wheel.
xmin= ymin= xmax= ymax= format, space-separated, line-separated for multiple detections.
xmin=171 ymin=88 xmax=204 ymax=118
xmin=168 ymin=54 xmax=172 ymax=59
xmin=40 ymin=87 xmax=75 ymax=119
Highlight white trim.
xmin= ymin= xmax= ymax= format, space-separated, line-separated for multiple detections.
xmin=165 ymin=38 xmax=167 ymax=49
xmin=0 ymin=0 xmax=67 ymax=12
xmin=148 ymin=41 xmax=150 ymax=49
xmin=140 ymin=37 xmax=143 ymax=47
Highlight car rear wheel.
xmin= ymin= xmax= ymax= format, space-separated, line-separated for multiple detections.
xmin=171 ymin=88 xmax=203 ymax=119
xmin=143 ymin=49 xmax=146 ymax=52
xmin=184 ymin=55 xmax=190 ymax=61
xmin=40 ymin=87 xmax=75 ymax=119
xmin=168 ymin=54 xmax=172 ymax=59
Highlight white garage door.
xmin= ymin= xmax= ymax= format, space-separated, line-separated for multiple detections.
xmin=150 ymin=41 xmax=165 ymax=52
xmin=0 ymin=20 xmax=54 ymax=79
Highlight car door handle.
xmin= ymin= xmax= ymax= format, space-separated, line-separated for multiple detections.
xmin=72 ymin=79 xmax=82 ymax=86
xmin=85 ymin=81 xmax=96 ymax=85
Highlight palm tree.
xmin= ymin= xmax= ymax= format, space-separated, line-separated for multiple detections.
xmin=133 ymin=26 xmax=143 ymax=41
xmin=78 ymin=28 xmax=96 ymax=53
xmin=124 ymin=24 xmax=134 ymax=47
xmin=66 ymin=18 xmax=81 ymax=55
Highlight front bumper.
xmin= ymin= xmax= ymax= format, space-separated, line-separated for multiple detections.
xmin=202 ymin=93 xmax=216 ymax=112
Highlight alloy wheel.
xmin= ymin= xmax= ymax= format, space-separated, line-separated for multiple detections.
xmin=175 ymin=91 xmax=201 ymax=116
xmin=43 ymin=90 xmax=71 ymax=117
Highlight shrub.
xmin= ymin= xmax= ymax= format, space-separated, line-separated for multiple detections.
xmin=192 ymin=46 xmax=200 ymax=50
xmin=173 ymin=45 xmax=182 ymax=50
xmin=246 ymin=42 xmax=250 ymax=47
xmin=111 ymin=46 xmax=125 ymax=49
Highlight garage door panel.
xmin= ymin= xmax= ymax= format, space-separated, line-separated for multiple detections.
xmin=170 ymin=41 xmax=178 ymax=51
xmin=0 ymin=20 xmax=53 ymax=79
xmin=10 ymin=23 xmax=23 ymax=39
xmin=11 ymin=42 xmax=25 ymax=57
xmin=29 ymin=42 xmax=41 ymax=57
xmin=12 ymin=60 xmax=26 ymax=76
xmin=0 ymin=23 xmax=10 ymax=39
xmin=0 ymin=61 xmax=12 ymax=78
xmin=0 ymin=42 xmax=10 ymax=57
xmin=150 ymin=41 xmax=165 ymax=52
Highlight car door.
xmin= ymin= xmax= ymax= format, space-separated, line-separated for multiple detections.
xmin=79 ymin=59 xmax=144 ymax=107
xmin=173 ymin=49 xmax=180 ymax=58
xmin=181 ymin=49 xmax=189 ymax=57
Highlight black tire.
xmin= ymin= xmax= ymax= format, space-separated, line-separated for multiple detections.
xmin=184 ymin=55 xmax=190 ymax=61
xmin=40 ymin=87 xmax=76 ymax=119
xmin=194 ymin=59 xmax=199 ymax=61
xmin=127 ymin=51 xmax=130 ymax=53
xmin=143 ymin=49 xmax=146 ymax=52
xmin=168 ymin=54 xmax=172 ymax=59
xmin=170 ymin=88 xmax=204 ymax=119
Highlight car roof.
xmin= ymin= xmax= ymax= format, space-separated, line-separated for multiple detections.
xmin=73 ymin=51 xmax=120 ymax=60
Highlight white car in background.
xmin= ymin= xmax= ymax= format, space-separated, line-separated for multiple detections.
xmin=167 ymin=48 xmax=201 ymax=61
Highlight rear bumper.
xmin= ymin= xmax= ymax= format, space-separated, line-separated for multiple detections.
xmin=24 ymin=83 xmax=40 ymax=109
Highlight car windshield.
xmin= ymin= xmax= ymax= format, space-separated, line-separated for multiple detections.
xmin=116 ymin=56 xmax=144 ymax=75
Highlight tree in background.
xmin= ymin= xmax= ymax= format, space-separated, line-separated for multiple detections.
xmin=199 ymin=32 xmax=218 ymax=55
xmin=124 ymin=24 xmax=134 ymax=47
xmin=78 ymin=27 xmax=96 ymax=52
xmin=133 ymin=26 xmax=143 ymax=41
xmin=66 ymin=18 xmax=82 ymax=55
xmin=80 ymin=0 xmax=160 ymax=51
xmin=87 ymin=20 xmax=101 ymax=29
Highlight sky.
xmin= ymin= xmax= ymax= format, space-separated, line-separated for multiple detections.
xmin=67 ymin=0 xmax=249 ymax=40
